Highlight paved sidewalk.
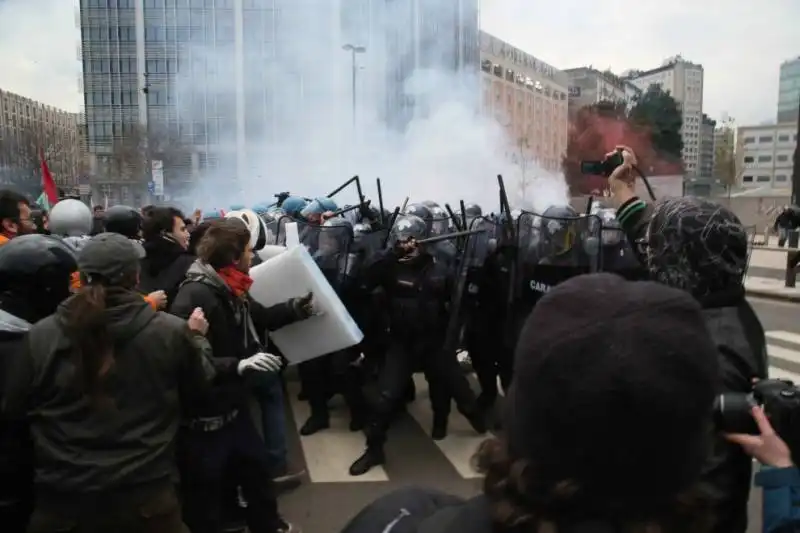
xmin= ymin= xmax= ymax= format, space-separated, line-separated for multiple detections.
xmin=745 ymin=276 xmax=800 ymax=302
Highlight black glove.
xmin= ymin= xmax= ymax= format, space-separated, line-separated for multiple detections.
xmin=291 ymin=292 xmax=314 ymax=319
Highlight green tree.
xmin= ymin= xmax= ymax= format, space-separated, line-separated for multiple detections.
xmin=628 ymin=84 xmax=684 ymax=163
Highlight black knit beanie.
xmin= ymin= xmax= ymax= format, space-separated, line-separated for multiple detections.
xmin=504 ymin=273 xmax=720 ymax=519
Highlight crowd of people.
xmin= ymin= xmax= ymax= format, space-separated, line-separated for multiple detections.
xmin=0 ymin=145 xmax=798 ymax=533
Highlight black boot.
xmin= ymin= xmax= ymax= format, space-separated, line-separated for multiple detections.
xmin=300 ymin=411 xmax=330 ymax=436
xmin=431 ymin=414 xmax=448 ymax=441
xmin=349 ymin=446 xmax=385 ymax=476
xmin=462 ymin=408 xmax=487 ymax=435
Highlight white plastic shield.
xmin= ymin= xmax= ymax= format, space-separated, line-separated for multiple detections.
xmin=249 ymin=244 xmax=364 ymax=364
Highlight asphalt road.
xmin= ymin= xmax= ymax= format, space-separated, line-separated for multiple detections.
xmin=277 ymin=297 xmax=799 ymax=533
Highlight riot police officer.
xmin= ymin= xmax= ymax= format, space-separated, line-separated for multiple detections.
xmin=298 ymin=218 xmax=366 ymax=436
xmin=348 ymin=215 xmax=486 ymax=476
xmin=104 ymin=205 xmax=144 ymax=240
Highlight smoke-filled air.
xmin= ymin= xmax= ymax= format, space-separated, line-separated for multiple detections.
xmin=167 ymin=0 xmax=568 ymax=214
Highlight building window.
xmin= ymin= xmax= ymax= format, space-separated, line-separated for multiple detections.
xmin=775 ymin=175 xmax=788 ymax=182
xmin=743 ymin=136 xmax=755 ymax=144
xmin=756 ymin=176 xmax=771 ymax=182
xmin=758 ymin=136 xmax=773 ymax=143
xmin=778 ymin=135 xmax=790 ymax=142
xmin=742 ymin=176 xmax=753 ymax=182
xmin=777 ymin=154 xmax=789 ymax=162
xmin=757 ymin=155 xmax=772 ymax=163
xmin=743 ymin=156 xmax=754 ymax=163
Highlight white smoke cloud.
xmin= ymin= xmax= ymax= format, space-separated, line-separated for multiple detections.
xmin=162 ymin=0 xmax=570 ymax=214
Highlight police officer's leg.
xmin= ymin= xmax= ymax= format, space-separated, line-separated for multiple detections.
xmin=298 ymin=355 xmax=332 ymax=436
xmin=230 ymin=413 xmax=287 ymax=533
xmin=425 ymin=343 xmax=486 ymax=436
xmin=330 ymin=347 xmax=367 ymax=431
xmin=349 ymin=343 xmax=413 ymax=476
xmin=465 ymin=315 xmax=498 ymax=408
xmin=423 ymin=368 xmax=451 ymax=441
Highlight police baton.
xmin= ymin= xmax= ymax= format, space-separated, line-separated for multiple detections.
xmin=414 ymin=228 xmax=486 ymax=246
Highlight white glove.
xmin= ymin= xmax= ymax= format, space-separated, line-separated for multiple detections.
xmin=237 ymin=353 xmax=283 ymax=375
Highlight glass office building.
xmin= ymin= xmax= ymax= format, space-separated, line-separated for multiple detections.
xmin=80 ymin=0 xmax=339 ymax=202
xmin=778 ymin=57 xmax=800 ymax=124
xmin=382 ymin=0 xmax=480 ymax=131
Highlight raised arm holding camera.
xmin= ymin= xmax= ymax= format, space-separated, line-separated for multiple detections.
xmin=601 ymin=146 xmax=768 ymax=533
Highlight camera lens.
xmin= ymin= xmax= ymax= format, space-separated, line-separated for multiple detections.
xmin=713 ymin=393 xmax=759 ymax=434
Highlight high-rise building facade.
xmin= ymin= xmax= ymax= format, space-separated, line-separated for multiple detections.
xmin=698 ymin=113 xmax=716 ymax=178
xmin=712 ymin=125 xmax=735 ymax=183
xmin=736 ymin=123 xmax=797 ymax=190
xmin=0 ymin=88 xmax=84 ymax=190
xmin=381 ymin=0 xmax=480 ymax=131
xmin=479 ymin=31 xmax=568 ymax=173
xmin=79 ymin=0 xmax=341 ymax=203
xmin=623 ymin=56 xmax=704 ymax=178
xmin=778 ymin=57 xmax=800 ymax=124
xmin=564 ymin=67 xmax=640 ymax=118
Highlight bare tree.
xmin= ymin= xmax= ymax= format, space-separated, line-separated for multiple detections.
xmin=105 ymin=123 xmax=192 ymax=185
xmin=512 ymin=136 xmax=534 ymax=205
xmin=713 ymin=118 xmax=739 ymax=205
xmin=0 ymin=122 xmax=74 ymax=195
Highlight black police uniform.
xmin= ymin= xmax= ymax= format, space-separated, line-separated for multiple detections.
xmin=348 ymin=215 xmax=485 ymax=476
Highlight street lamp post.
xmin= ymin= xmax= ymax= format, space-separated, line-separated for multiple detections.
xmin=342 ymin=44 xmax=367 ymax=129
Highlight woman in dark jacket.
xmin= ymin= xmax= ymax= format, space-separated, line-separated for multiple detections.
xmin=139 ymin=206 xmax=195 ymax=307
xmin=608 ymin=146 xmax=768 ymax=533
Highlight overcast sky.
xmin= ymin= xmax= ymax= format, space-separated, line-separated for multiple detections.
xmin=0 ymin=0 xmax=797 ymax=126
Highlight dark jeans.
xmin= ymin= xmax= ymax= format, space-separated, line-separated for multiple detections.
xmin=299 ymin=348 xmax=365 ymax=417
xmin=26 ymin=480 xmax=186 ymax=533
xmin=252 ymin=373 xmax=288 ymax=475
xmin=178 ymin=413 xmax=281 ymax=533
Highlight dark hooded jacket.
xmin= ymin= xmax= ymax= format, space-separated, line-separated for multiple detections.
xmin=616 ymin=195 xmax=767 ymax=533
xmin=169 ymin=260 xmax=308 ymax=418
xmin=0 ymin=309 xmax=34 ymax=520
xmin=139 ymin=235 xmax=196 ymax=307
xmin=2 ymin=289 xmax=217 ymax=493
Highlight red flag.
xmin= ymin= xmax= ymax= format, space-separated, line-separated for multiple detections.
xmin=40 ymin=149 xmax=58 ymax=205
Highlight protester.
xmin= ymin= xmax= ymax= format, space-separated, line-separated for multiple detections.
xmin=139 ymin=206 xmax=194 ymax=307
xmin=340 ymin=273 xmax=721 ymax=533
xmin=0 ymin=189 xmax=36 ymax=246
xmin=609 ymin=146 xmax=768 ymax=533
xmin=2 ymin=232 xmax=217 ymax=533
xmin=170 ymin=218 xmax=314 ymax=533
xmin=90 ymin=204 xmax=105 ymax=235
xmin=0 ymin=234 xmax=78 ymax=533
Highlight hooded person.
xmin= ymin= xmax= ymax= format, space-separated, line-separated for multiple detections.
xmin=339 ymin=274 xmax=722 ymax=533
xmin=0 ymin=234 xmax=78 ymax=533
xmin=608 ymin=146 xmax=767 ymax=533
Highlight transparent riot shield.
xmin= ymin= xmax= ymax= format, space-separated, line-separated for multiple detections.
xmin=442 ymin=228 xmax=488 ymax=355
xmin=515 ymin=212 xmax=602 ymax=306
xmin=306 ymin=223 xmax=354 ymax=291
xmin=430 ymin=214 xmax=451 ymax=237
xmin=259 ymin=213 xmax=281 ymax=245
xmin=598 ymin=225 xmax=647 ymax=280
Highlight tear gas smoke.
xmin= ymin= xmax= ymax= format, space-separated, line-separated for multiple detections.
xmin=166 ymin=1 xmax=569 ymax=214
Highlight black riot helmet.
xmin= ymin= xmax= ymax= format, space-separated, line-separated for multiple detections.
xmin=104 ymin=205 xmax=143 ymax=239
xmin=421 ymin=200 xmax=440 ymax=210
xmin=390 ymin=214 xmax=427 ymax=245
xmin=319 ymin=217 xmax=353 ymax=254
xmin=541 ymin=204 xmax=579 ymax=256
xmin=464 ymin=203 xmax=482 ymax=218
xmin=405 ymin=203 xmax=432 ymax=231
xmin=0 ymin=234 xmax=77 ymax=320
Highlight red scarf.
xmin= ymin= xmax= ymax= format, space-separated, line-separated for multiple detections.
xmin=217 ymin=265 xmax=253 ymax=297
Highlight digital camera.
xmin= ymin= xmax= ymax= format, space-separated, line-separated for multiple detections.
xmin=714 ymin=379 xmax=800 ymax=439
xmin=580 ymin=150 xmax=625 ymax=178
